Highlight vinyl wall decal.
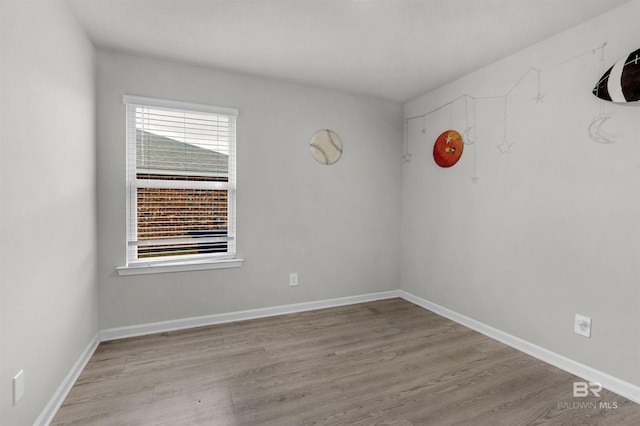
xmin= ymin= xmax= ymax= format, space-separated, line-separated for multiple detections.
xmin=310 ymin=129 xmax=343 ymax=165
xmin=593 ymin=48 xmax=640 ymax=103
xmin=404 ymin=43 xmax=625 ymax=181
xmin=433 ymin=130 xmax=463 ymax=168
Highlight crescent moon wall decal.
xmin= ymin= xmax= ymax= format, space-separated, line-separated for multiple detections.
xmin=462 ymin=126 xmax=476 ymax=145
xmin=588 ymin=114 xmax=616 ymax=144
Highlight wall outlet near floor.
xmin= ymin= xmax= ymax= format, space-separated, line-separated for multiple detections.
xmin=13 ymin=370 xmax=24 ymax=405
xmin=574 ymin=314 xmax=591 ymax=338
xmin=289 ymin=272 xmax=298 ymax=287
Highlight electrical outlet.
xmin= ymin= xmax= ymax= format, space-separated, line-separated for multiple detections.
xmin=574 ymin=314 xmax=591 ymax=338
xmin=289 ymin=272 xmax=298 ymax=287
xmin=13 ymin=370 xmax=24 ymax=405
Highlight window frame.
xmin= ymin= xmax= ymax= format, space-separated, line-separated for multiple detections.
xmin=117 ymin=95 xmax=242 ymax=276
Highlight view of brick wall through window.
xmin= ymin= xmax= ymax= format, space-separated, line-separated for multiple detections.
xmin=133 ymin=122 xmax=231 ymax=258
xmin=137 ymin=185 xmax=228 ymax=257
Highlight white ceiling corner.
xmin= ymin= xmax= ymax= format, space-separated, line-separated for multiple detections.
xmin=67 ymin=0 xmax=631 ymax=103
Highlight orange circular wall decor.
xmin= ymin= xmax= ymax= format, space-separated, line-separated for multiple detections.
xmin=433 ymin=130 xmax=464 ymax=168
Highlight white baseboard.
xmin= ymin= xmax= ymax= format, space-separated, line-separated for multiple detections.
xmin=35 ymin=332 xmax=100 ymax=426
xmin=100 ymin=290 xmax=401 ymax=341
xmin=398 ymin=290 xmax=640 ymax=405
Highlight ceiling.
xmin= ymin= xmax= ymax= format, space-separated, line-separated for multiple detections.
xmin=67 ymin=0 xmax=630 ymax=103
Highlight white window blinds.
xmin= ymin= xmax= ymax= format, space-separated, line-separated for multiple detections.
xmin=124 ymin=96 xmax=238 ymax=265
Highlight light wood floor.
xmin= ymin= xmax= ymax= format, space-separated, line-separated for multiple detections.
xmin=52 ymin=298 xmax=640 ymax=425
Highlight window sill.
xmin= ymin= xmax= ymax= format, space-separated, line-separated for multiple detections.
xmin=116 ymin=258 xmax=244 ymax=276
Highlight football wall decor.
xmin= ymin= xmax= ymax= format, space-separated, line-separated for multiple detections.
xmin=593 ymin=48 xmax=640 ymax=103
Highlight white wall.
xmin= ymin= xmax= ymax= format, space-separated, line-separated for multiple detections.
xmin=96 ymin=50 xmax=402 ymax=329
xmin=402 ymin=0 xmax=640 ymax=387
xmin=0 ymin=1 xmax=98 ymax=425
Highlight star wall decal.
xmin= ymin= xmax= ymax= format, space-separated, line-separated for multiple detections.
xmin=471 ymin=176 xmax=479 ymax=184
xmin=402 ymin=153 xmax=412 ymax=163
xmin=497 ymin=140 xmax=513 ymax=156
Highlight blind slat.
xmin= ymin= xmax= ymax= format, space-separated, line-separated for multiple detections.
xmin=130 ymin=236 xmax=234 ymax=247
xmin=134 ymin=178 xmax=232 ymax=191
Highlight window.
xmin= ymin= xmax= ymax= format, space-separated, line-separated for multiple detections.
xmin=119 ymin=96 xmax=241 ymax=275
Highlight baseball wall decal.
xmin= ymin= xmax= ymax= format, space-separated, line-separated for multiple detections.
xmin=310 ymin=129 xmax=343 ymax=165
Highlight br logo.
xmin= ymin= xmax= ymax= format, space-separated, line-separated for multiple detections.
xmin=573 ymin=382 xmax=602 ymax=397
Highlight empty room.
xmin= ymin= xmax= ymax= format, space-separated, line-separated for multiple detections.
xmin=1 ymin=0 xmax=640 ymax=424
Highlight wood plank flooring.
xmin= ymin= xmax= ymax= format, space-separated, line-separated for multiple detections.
xmin=52 ymin=299 xmax=640 ymax=425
